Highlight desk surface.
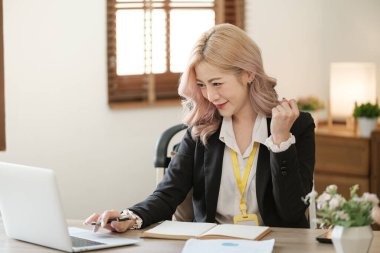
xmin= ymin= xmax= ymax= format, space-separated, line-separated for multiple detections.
xmin=1 ymin=220 xmax=380 ymax=253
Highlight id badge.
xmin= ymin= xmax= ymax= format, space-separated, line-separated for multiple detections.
xmin=233 ymin=213 xmax=259 ymax=226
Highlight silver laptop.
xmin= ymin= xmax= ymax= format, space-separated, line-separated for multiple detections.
xmin=0 ymin=162 xmax=140 ymax=252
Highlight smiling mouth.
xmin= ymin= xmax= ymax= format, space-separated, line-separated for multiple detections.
xmin=215 ymin=102 xmax=227 ymax=109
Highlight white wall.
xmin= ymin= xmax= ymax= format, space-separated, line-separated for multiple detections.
xmin=1 ymin=0 xmax=379 ymax=219
xmin=246 ymin=0 xmax=324 ymax=100
xmin=1 ymin=0 xmax=183 ymax=219
xmin=246 ymin=0 xmax=380 ymax=118
xmin=320 ymin=0 xmax=380 ymax=102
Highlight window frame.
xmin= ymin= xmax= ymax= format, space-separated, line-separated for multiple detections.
xmin=107 ymin=0 xmax=244 ymax=108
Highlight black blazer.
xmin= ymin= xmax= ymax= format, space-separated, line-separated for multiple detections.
xmin=130 ymin=112 xmax=315 ymax=228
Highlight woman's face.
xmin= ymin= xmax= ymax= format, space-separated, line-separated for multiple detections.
xmin=194 ymin=61 xmax=252 ymax=118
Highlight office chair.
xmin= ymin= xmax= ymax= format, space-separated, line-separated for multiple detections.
xmin=153 ymin=124 xmax=194 ymax=221
xmin=154 ymin=124 xmax=317 ymax=227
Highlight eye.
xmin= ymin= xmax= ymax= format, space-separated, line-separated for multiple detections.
xmin=212 ymin=82 xmax=222 ymax=87
xmin=197 ymin=82 xmax=206 ymax=88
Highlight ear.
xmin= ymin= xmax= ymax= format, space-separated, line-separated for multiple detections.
xmin=247 ymin=71 xmax=255 ymax=83
xmin=242 ymin=71 xmax=255 ymax=85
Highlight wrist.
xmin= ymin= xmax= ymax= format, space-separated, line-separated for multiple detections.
xmin=272 ymin=133 xmax=290 ymax=145
xmin=121 ymin=209 xmax=143 ymax=230
xmin=265 ymin=134 xmax=295 ymax=153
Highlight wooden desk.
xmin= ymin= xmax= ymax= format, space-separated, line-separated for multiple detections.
xmin=1 ymin=220 xmax=380 ymax=253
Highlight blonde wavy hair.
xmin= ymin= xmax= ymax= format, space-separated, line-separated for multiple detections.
xmin=178 ymin=23 xmax=278 ymax=145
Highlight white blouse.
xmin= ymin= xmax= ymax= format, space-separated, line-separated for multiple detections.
xmin=215 ymin=114 xmax=295 ymax=225
xmin=130 ymin=114 xmax=296 ymax=229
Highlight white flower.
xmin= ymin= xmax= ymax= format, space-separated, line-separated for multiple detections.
xmin=363 ymin=192 xmax=380 ymax=205
xmin=329 ymin=197 xmax=340 ymax=209
xmin=326 ymin=185 xmax=337 ymax=194
xmin=316 ymin=192 xmax=331 ymax=209
xmin=335 ymin=211 xmax=349 ymax=221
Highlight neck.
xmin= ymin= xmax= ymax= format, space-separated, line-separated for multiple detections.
xmin=231 ymin=104 xmax=257 ymax=154
xmin=232 ymin=104 xmax=257 ymax=126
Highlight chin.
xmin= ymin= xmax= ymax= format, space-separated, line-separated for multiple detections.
xmin=218 ymin=110 xmax=233 ymax=118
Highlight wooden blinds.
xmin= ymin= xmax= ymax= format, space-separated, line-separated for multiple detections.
xmin=107 ymin=0 xmax=244 ymax=105
xmin=224 ymin=0 xmax=244 ymax=28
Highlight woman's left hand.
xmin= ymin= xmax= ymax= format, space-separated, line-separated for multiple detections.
xmin=271 ymin=99 xmax=300 ymax=145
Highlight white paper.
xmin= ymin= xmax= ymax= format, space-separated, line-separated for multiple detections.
xmin=181 ymin=238 xmax=275 ymax=253
xmin=145 ymin=220 xmax=217 ymax=237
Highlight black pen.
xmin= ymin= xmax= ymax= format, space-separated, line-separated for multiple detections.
xmin=91 ymin=217 xmax=130 ymax=226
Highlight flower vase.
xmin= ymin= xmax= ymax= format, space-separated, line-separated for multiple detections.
xmin=331 ymin=225 xmax=373 ymax=253
xmin=357 ymin=117 xmax=377 ymax=137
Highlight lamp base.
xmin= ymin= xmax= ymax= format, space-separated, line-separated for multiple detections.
xmin=327 ymin=116 xmax=357 ymax=134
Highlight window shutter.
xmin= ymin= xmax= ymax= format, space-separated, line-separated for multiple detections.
xmin=107 ymin=0 xmax=244 ymax=106
xmin=107 ymin=0 xmax=181 ymax=104
xmin=223 ymin=0 xmax=244 ymax=29
xmin=106 ymin=0 xmax=119 ymax=102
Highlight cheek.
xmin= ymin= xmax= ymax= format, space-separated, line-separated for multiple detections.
xmin=200 ymin=89 xmax=208 ymax=99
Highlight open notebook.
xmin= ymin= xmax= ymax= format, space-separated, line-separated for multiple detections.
xmin=142 ymin=220 xmax=271 ymax=240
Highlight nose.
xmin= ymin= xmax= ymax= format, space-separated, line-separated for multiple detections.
xmin=206 ymin=86 xmax=220 ymax=102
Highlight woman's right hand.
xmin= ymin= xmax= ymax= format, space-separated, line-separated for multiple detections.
xmin=83 ymin=210 xmax=136 ymax=233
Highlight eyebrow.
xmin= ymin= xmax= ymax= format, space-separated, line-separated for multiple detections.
xmin=196 ymin=77 xmax=222 ymax=83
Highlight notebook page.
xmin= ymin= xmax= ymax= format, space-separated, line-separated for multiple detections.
xmin=144 ymin=221 xmax=216 ymax=237
xmin=201 ymin=224 xmax=270 ymax=240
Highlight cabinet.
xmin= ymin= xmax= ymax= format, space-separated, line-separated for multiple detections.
xmin=314 ymin=127 xmax=380 ymax=199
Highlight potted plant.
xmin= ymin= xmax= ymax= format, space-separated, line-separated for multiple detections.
xmin=297 ymin=96 xmax=324 ymax=126
xmin=304 ymin=185 xmax=380 ymax=253
xmin=353 ymin=102 xmax=380 ymax=137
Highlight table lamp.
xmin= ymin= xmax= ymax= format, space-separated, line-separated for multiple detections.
xmin=328 ymin=62 xmax=377 ymax=129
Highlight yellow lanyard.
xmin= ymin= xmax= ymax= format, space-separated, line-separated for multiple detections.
xmin=230 ymin=142 xmax=259 ymax=216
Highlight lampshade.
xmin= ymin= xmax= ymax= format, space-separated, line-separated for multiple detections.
xmin=329 ymin=62 xmax=377 ymax=122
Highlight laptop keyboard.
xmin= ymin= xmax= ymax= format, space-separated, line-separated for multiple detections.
xmin=70 ymin=236 xmax=105 ymax=247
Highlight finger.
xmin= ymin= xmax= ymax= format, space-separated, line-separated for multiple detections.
xmin=280 ymin=98 xmax=293 ymax=108
xmin=100 ymin=210 xmax=121 ymax=228
xmin=275 ymin=103 xmax=287 ymax=115
xmin=83 ymin=213 xmax=100 ymax=225
xmin=110 ymin=220 xmax=135 ymax=233
xmin=94 ymin=215 xmax=102 ymax=232
xmin=272 ymin=106 xmax=280 ymax=117
xmin=289 ymin=99 xmax=300 ymax=117
xmin=288 ymin=99 xmax=298 ymax=109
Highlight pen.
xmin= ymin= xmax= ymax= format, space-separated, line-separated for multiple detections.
xmin=91 ymin=216 xmax=130 ymax=226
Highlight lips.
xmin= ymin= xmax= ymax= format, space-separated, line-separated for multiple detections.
xmin=215 ymin=102 xmax=227 ymax=109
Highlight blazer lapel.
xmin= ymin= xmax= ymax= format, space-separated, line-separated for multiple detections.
xmin=256 ymin=117 xmax=272 ymax=214
xmin=256 ymin=144 xmax=271 ymax=214
xmin=203 ymin=129 xmax=224 ymax=222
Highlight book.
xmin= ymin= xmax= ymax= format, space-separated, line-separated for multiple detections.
xmin=142 ymin=220 xmax=272 ymax=240
xmin=181 ymin=238 xmax=275 ymax=253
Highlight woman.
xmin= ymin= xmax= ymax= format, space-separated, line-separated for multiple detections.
xmin=85 ymin=23 xmax=315 ymax=232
